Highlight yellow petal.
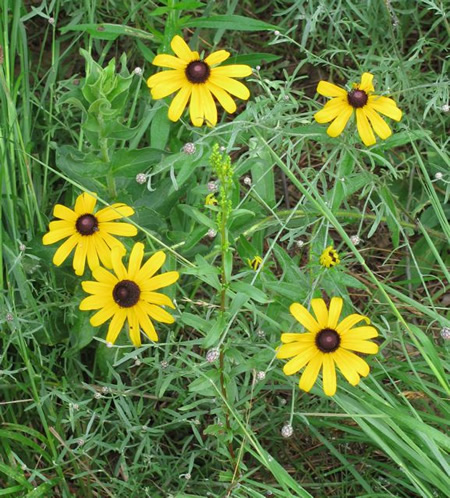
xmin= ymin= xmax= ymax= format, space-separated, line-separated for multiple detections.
xmin=367 ymin=95 xmax=402 ymax=121
xmin=363 ymin=106 xmax=392 ymax=140
xmin=152 ymin=54 xmax=187 ymax=69
xmin=333 ymin=349 xmax=360 ymax=386
xmin=211 ymin=64 xmax=252 ymax=78
xmin=136 ymin=251 xmax=166 ymax=282
xmin=317 ymin=81 xmax=347 ymax=98
xmin=341 ymin=325 xmax=378 ymax=340
xmin=168 ymin=85 xmax=192 ymax=122
xmin=128 ymin=242 xmax=144 ymax=280
xmin=92 ymin=266 xmax=118 ymax=286
xmin=82 ymin=192 xmax=97 ymax=213
xmin=310 ymin=298 xmax=328 ymax=328
xmin=48 ymin=220 xmax=73 ymax=231
xmin=359 ymin=72 xmax=374 ymax=93
xmin=98 ymin=231 xmax=124 ymax=251
xmin=289 ymin=302 xmax=321 ymax=333
xmin=52 ymin=233 xmax=79 ymax=266
xmin=356 ymin=108 xmax=376 ymax=146
xmin=299 ymin=352 xmax=323 ymax=392
xmin=135 ymin=303 xmax=159 ymax=341
xmin=326 ymin=106 xmax=353 ymax=137
xmin=127 ymin=308 xmax=141 ymax=347
xmin=322 ymin=354 xmax=337 ymax=396
xmin=96 ymin=203 xmax=135 ymax=222
xmin=90 ymin=302 xmax=119 ymax=327
xmin=152 ymin=75 xmax=187 ymax=99
xmin=86 ymin=236 xmax=100 ymax=271
xmin=81 ymin=280 xmax=112 ymax=295
xmin=171 ymin=35 xmax=196 ymax=62
xmin=340 ymin=350 xmax=370 ymax=377
xmin=314 ymin=97 xmax=347 ymax=124
xmin=79 ymin=294 xmax=113 ymax=310
xmin=53 ymin=204 xmax=77 ymax=222
xmin=206 ymin=81 xmax=237 ymax=113
xmin=74 ymin=193 xmax=86 ymax=214
xmin=93 ymin=234 xmax=113 ymax=268
xmin=190 ymin=84 xmax=204 ymax=127
xmin=209 ymin=74 xmax=250 ymax=100
xmin=204 ymin=50 xmax=230 ymax=66
xmin=140 ymin=301 xmax=175 ymax=323
xmin=105 ymin=308 xmax=127 ymax=344
xmin=282 ymin=347 xmax=316 ymax=375
xmin=42 ymin=227 xmax=73 ymax=245
xmin=336 ymin=313 xmax=370 ymax=334
xmin=280 ymin=332 xmax=315 ymax=344
xmin=328 ymin=297 xmax=343 ymax=329
xmin=140 ymin=271 xmax=179 ymax=292
xmin=202 ymin=86 xmax=217 ymax=127
xmin=276 ymin=342 xmax=309 ymax=359
xmin=341 ymin=340 xmax=379 ymax=354
xmin=99 ymin=222 xmax=137 ymax=237
xmin=111 ymin=246 xmax=127 ymax=280
xmin=140 ymin=291 xmax=175 ymax=308
xmin=73 ymin=238 xmax=88 ymax=276
xmin=147 ymin=69 xmax=184 ymax=89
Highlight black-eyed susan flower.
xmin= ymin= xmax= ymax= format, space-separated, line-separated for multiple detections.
xmin=80 ymin=242 xmax=179 ymax=346
xmin=248 ymin=255 xmax=263 ymax=270
xmin=277 ymin=297 xmax=379 ymax=396
xmin=147 ymin=35 xmax=252 ymax=127
xmin=319 ymin=246 xmax=340 ymax=268
xmin=205 ymin=193 xmax=218 ymax=206
xmin=314 ymin=72 xmax=402 ymax=146
xmin=42 ymin=192 xmax=137 ymax=276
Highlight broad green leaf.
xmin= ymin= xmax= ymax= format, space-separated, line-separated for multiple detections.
xmin=60 ymin=23 xmax=154 ymax=41
xmin=183 ymin=15 xmax=278 ymax=31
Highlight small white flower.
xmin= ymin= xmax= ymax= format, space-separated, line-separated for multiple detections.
xmin=94 ymin=392 xmax=102 ymax=399
xmin=281 ymin=423 xmax=293 ymax=438
xmin=274 ymin=30 xmax=280 ymax=36
xmin=243 ymin=176 xmax=252 ymax=186
xmin=160 ymin=360 xmax=169 ymax=369
xmin=296 ymin=239 xmax=304 ymax=248
xmin=434 ymin=172 xmax=443 ymax=180
xmin=136 ymin=173 xmax=147 ymax=184
xmin=106 ymin=341 xmax=113 ymax=348
xmin=440 ymin=327 xmax=450 ymax=340
xmin=133 ymin=67 xmax=143 ymax=76
xmin=207 ymin=228 xmax=217 ymax=239
xmin=256 ymin=371 xmax=266 ymax=381
xmin=101 ymin=386 xmax=109 ymax=394
xmin=72 ymin=403 xmax=79 ymax=411
xmin=134 ymin=359 xmax=142 ymax=366
xmin=219 ymin=145 xmax=226 ymax=152
xmin=206 ymin=348 xmax=220 ymax=363
xmin=350 ymin=235 xmax=361 ymax=246
xmin=183 ymin=142 xmax=196 ymax=155
xmin=207 ymin=180 xmax=218 ymax=192
xmin=184 ymin=473 xmax=191 ymax=480
xmin=19 ymin=243 xmax=26 ymax=251
xmin=48 ymin=17 xmax=55 ymax=25
xmin=142 ymin=425 xmax=148 ymax=431
xmin=256 ymin=65 xmax=261 ymax=71
xmin=256 ymin=329 xmax=265 ymax=339
xmin=21 ymin=464 xmax=27 ymax=471
xmin=442 ymin=104 xmax=449 ymax=112
xmin=77 ymin=438 xmax=85 ymax=446
xmin=5 ymin=312 xmax=13 ymax=322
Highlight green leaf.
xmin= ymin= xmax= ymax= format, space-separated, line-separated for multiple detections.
xmin=60 ymin=23 xmax=154 ymax=41
xmin=178 ymin=204 xmax=215 ymax=229
xmin=202 ymin=314 xmax=226 ymax=348
xmin=183 ymin=15 xmax=278 ymax=31
xmin=188 ymin=370 xmax=221 ymax=396
xmin=110 ymin=147 xmax=166 ymax=176
xmin=230 ymin=281 xmax=269 ymax=303
xmin=56 ymin=145 xmax=110 ymax=178
xmin=150 ymin=105 xmax=171 ymax=149
xmin=379 ymin=185 xmax=400 ymax=248
xmin=226 ymin=53 xmax=282 ymax=66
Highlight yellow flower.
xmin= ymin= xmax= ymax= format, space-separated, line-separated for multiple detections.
xmin=314 ymin=72 xmax=402 ymax=146
xmin=42 ymin=192 xmax=137 ymax=276
xmin=248 ymin=255 xmax=263 ymax=270
xmin=319 ymin=246 xmax=340 ymax=268
xmin=147 ymin=35 xmax=252 ymax=127
xmin=205 ymin=193 xmax=218 ymax=206
xmin=277 ymin=297 xmax=379 ymax=396
xmin=80 ymin=242 xmax=179 ymax=346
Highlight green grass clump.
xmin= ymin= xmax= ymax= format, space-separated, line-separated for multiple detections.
xmin=1 ymin=0 xmax=449 ymax=496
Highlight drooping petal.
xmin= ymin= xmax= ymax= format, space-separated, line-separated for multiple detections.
xmin=201 ymin=86 xmax=218 ymax=127
xmin=336 ymin=313 xmax=370 ymax=334
xmin=211 ymin=64 xmax=252 ymax=78
xmin=152 ymin=54 xmax=187 ymax=70
xmin=168 ymin=85 xmax=192 ymax=122
xmin=209 ymin=74 xmax=250 ymax=100
xmin=283 ymin=347 xmax=316 ymax=375
xmin=204 ymin=50 xmax=230 ymax=66
xmin=328 ymin=297 xmax=343 ymax=329
xmin=338 ymin=349 xmax=370 ymax=377
xmin=289 ymin=303 xmax=321 ymax=333
xmin=90 ymin=302 xmax=119 ymax=327
xmin=99 ymin=222 xmax=137 ymax=237
xmin=93 ymin=234 xmax=113 ymax=268
xmin=135 ymin=303 xmax=158 ymax=341
xmin=190 ymin=84 xmax=204 ymax=127
xmin=363 ymin=106 xmax=392 ymax=140
xmin=310 ymin=298 xmax=328 ymax=328
xmin=96 ymin=203 xmax=135 ymax=222
xmin=128 ymin=242 xmax=145 ymax=280
xmin=98 ymin=231 xmax=124 ymax=251
xmin=111 ymin=246 xmax=127 ymax=280
xmin=280 ymin=332 xmax=315 ymax=344
xmin=299 ymin=352 xmax=323 ymax=392
xmin=317 ymin=81 xmax=347 ymax=98
xmin=359 ymin=72 xmax=374 ymax=93
xmin=151 ymin=75 xmax=186 ymax=99
xmin=140 ymin=272 xmax=179 ymax=292
xmin=127 ymin=308 xmax=141 ymax=347
xmin=171 ymin=35 xmax=197 ymax=62
xmin=52 ymin=234 xmax=79 ymax=266
xmin=206 ymin=81 xmax=237 ymax=113
xmin=105 ymin=308 xmax=127 ymax=344
xmin=341 ymin=325 xmax=378 ymax=341
xmin=42 ymin=227 xmax=73 ymax=245
xmin=322 ymin=354 xmax=337 ymax=396
xmin=326 ymin=106 xmax=353 ymax=137
xmin=367 ymin=95 xmax=402 ymax=121
xmin=333 ymin=349 xmax=360 ymax=386
xmin=147 ymin=69 xmax=184 ymax=88
xmin=341 ymin=340 xmax=379 ymax=354
xmin=79 ymin=293 xmax=113 ymax=310
xmin=136 ymin=251 xmax=166 ymax=283
xmin=140 ymin=291 xmax=175 ymax=308
xmin=86 ymin=236 xmax=100 ymax=271
xmin=73 ymin=238 xmax=88 ymax=276
xmin=314 ymin=97 xmax=348 ymax=123
xmin=53 ymin=204 xmax=77 ymax=222
xmin=356 ymin=108 xmax=376 ymax=146
xmin=140 ymin=301 xmax=175 ymax=323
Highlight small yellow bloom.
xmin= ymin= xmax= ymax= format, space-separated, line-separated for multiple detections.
xmin=277 ymin=297 xmax=379 ymax=396
xmin=42 ymin=192 xmax=137 ymax=276
xmin=319 ymin=246 xmax=340 ymax=268
xmin=248 ymin=255 xmax=263 ymax=270
xmin=314 ymin=72 xmax=402 ymax=146
xmin=147 ymin=35 xmax=252 ymax=127
xmin=80 ymin=242 xmax=179 ymax=346
xmin=205 ymin=193 xmax=218 ymax=206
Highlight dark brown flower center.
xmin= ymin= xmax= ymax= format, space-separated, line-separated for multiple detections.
xmin=76 ymin=214 xmax=98 ymax=236
xmin=113 ymin=280 xmax=140 ymax=308
xmin=185 ymin=61 xmax=210 ymax=83
xmin=316 ymin=328 xmax=341 ymax=353
xmin=347 ymin=89 xmax=368 ymax=108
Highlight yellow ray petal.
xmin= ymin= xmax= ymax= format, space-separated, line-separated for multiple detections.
xmin=74 ymin=193 xmax=86 ymax=214
xmin=99 ymin=222 xmax=137 ymax=237
xmin=42 ymin=227 xmax=73 ymax=245
xmin=140 ymin=272 xmax=179 ymax=292
xmin=336 ymin=313 xmax=370 ymax=334
xmin=171 ymin=35 xmax=197 ymax=62
xmin=328 ymin=297 xmax=343 ymax=329
xmin=81 ymin=280 xmax=112 ymax=295
xmin=367 ymin=95 xmax=402 ymax=121
xmin=280 ymin=332 xmax=315 ymax=344
xmin=147 ymin=69 xmax=185 ymax=88
xmin=333 ymin=349 xmax=360 ymax=386
xmin=105 ymin=308 xmax=127 ymax=344
xmin=86 ymin=236 xmax=100 ymax=271
xmin=73 ymin=238 xmax=88 ymax=276
xmin=209 ymin=74 xmax=250 ymax=100
xmin=53 ymin=204 xmax=77 ymax=222
xmin=276 ymin=342 xmax=309 ymax=359
xmin=310 ymin=298 xmax=328 ymax=328
xmin=299 ymin=352 xmax=323 ymax=392
xmin=152 ymin=54 xmax=187 ymax=69
xmin=356 ymin=108 xmax=376 ymax=146
xmin=359 ymin=72 xmax=374 ymax=93
xmin=82 ymin=192 xmax=97 ymax=213
xmin=341 ymin=340 xmax=379 ymax=354
xmin=168 ymin=85 xmax=192 ymax=122
xmin=127 ymin=308 xmax=141 ymax=347
xmin=140 ymin=301 xmax=175 ymax=323
xmin=98 ymin=231 xmax=124 ymax=251
xmin=128 ymin=242 xmax=144 ymax=280
xmin=190 ymin=84 xmax=204 ymax=127
xmin=338 ymin=349 xmax=370 ymax=377
xmin=326 ymin=106 xmax=353 ymax=137
xmin=322 ymin=354 xmax=337 ymax=396
xmin=90 ymin=302 xmax=119 ymax=327
xmin=140 ymin=291 xmax=175 ymax=308
xmin=204 ymin=50 xmax=230 ymax=66
xmin=111 ymin=246 xmax=127 ymax=280
xmin=92 ymin=266 xmax=118 ymax=286
xmin=317 ymin=81 xmax=347 ymax=98
xmin=314 ymin=97 xmax=348 ymax=123
xmin=52 ymin=233 xmax=79 ymax=266
xmin=211 ymin=64 xmax=252 ymax=78
xmin=93 ymin=234 xmax=113 ymax=268
xmin=283 ymin=347 xmax=316 ymax=375
xmin=289 ymin=302 xmax=321 ymax=333
xmin=96 ymin=203 xmax=135 ymax=222
xmin=136 ymin=251 xmax=166 ymax=282
xmin=48 ymin=220 xmax=74 ymax=231
xmin=202 ymin=86 xmax=218 ymax=127
xmin=152 ymin=75 xmax=187 ymax=99
xmin=79 ymin=294 xmax=113 ymax=310
xmin=343 ymin=326 xmax=378 ymax=341
xmin=135 ymin=303 xmax=159 ymax=341
xmin=363 ymin=106 xmax=392 ymax=140
xmin=206 ymin=81 xmax=237 ymax=113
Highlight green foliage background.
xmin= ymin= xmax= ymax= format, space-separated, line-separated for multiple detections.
xmin=0 ymin=0 xmax=449 ymax=496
